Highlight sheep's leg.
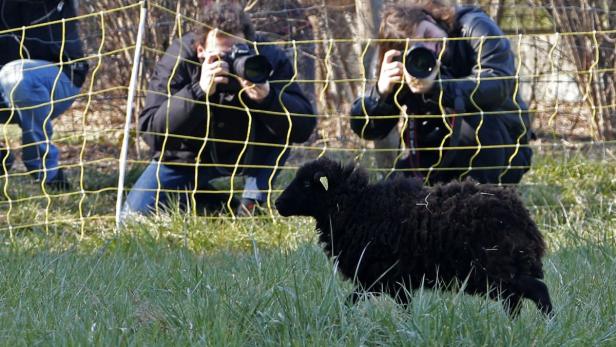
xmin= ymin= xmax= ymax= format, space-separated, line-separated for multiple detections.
xmin=386 ymin=285 xmax=412 ymax=308
xmin=345 ymin=290 xmax=383 ymax=306
xmin=512 ymin=275 xmax=553 ymax=316
xmin=502 ymin=292 xmax=523 ymax=318
xmin=346 ymin=285 xmax=411 ymax=308
xmin=345 ymin=291 xmax=362 ymax=306
xmin=392 ymin=293 xmax=411 ymax=309
xmin=487 ymin=285 xmax=522 ymax=318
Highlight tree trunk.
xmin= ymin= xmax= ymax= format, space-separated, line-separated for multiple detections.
xmin=355 ymin=0 xmax=382 ymax=78
xmin=356 ymin=0 xmax=399 ymax=167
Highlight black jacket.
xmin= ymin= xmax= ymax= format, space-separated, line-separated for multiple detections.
xmin=350 ymin=6 xmax=533 ymax=184
xmin=0 ymin=0 xmax=88 ymax=86
xmin=139 ymin=33 xmax=315 ymax=171
xmin=0 ymin=0 xmax=87 ymax=124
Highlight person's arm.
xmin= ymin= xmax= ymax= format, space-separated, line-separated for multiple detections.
xmin=349 ymin=85 xmax=400 ymax=140
xmin=0 ymin=98 xmax=12 ymax=124
xmin=350 ymin=49 xmax=420 ymax=140
xmin=437 ymin=15 xmax=517 ymax=113
xmin=139 ymin=38 xmax=206 ymax=150
xmin=241 ymin=49 xmax=316 ymax=143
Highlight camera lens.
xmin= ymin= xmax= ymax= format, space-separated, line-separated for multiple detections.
xmin=405 ymin=45 xmax=437 ymax=79
xmin=227 ymin=44 xmax=273 ymax=84
xmin=241 ymin=55 xmax=273 ymax=84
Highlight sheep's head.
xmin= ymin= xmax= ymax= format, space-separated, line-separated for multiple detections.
xmin=275 ymin=157 xmax=368 ymax=218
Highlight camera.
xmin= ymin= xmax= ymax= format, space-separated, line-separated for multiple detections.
xmin=395 ymin=44 xmax=437 ymax=79
xmin=217 ymin=43 xmax=273 ymax=93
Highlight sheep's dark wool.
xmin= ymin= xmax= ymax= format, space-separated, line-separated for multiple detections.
xmin=275 ymin=157 xmax=553 ymax=317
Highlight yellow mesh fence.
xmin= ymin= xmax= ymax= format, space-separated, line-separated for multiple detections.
xmin=0 ymin=1 xmax=614 ymax=234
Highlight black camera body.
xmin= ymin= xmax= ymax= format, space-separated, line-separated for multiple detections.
xmin=394 ymin=44 xmax=437 ymax=79
xmin=217 ymin=43 xmax=273 ymax=94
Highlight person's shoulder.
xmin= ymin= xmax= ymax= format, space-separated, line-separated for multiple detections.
xmin=455 ymin=6 xmax=504 ymax=37
xmin=455 ymin=6 xmax=490 ymax=24
xmin=254 ymin=35 xmax=289 ymax=65
xmin=177 ymin=32 xmax=198 ymax=50
xmin=166 ymin=33 xmax=198 ymax=59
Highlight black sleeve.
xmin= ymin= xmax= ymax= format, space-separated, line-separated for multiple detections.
xmin=25 ymin=0 xmax=86 ymax=63
xmin=437 ymin=16 xmax=517 ymax=113
xmin=349 ymin=85 xmax=400 ymax=140
xmin=0 ymin=98 xmax=12 ymax=124
xmin=60 ymin=0 xmax=86 ymax=61
xmin=239 ymin=51 xmax=316 ymax=143
xmin=138 ymin=38 xmax=206 ymax=150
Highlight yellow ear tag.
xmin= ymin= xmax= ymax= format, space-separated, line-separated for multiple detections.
xmin=319 ymin=176 xmax=329 ymax=191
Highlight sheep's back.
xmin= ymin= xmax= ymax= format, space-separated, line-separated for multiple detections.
xmin=327 ymin=178 xmax=546 ymax=290
xmin=425 ymin=181 xmax=546 ymax=282
xmin=328 ymin=177 xmax=428 ymax=287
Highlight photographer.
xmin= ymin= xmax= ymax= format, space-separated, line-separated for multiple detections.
xmin=350 ymin=1 xmax=533 ymax=184
xmin=0 ymin=0 xmax=88 ymax=188
xmin=124 ymin=3 xmax=315 ymax=216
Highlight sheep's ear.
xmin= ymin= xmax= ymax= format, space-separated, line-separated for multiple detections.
xmin=319 ymin=176 xmax=329 ymax=191
xmin=314 ymin=172 xmax=328 ymax=191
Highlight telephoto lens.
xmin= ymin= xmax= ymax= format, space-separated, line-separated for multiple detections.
xmin=399 ymin=44 xmax=437 ymax=79
xmin=218 ymin=43 xmax=273 ymax=93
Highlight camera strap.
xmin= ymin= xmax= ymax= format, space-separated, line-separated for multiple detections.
xmin=404 ymin=116 xmax=424 ymax=180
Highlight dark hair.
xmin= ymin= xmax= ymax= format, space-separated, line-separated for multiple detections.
xmin=376 ymin=1 xmax=455 ymax=74
xmin=194 ymin=2 xmax=255 ymax=47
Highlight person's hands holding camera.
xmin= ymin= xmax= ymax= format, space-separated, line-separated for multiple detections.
xmin=377 ymin=48 xmax=440 ymax=96
xmin=240 ymin=79 xmax=270 ymax=103
xmin=197 ymin=49 xmax=230 ymax=96
xmin=377 ymin=50 xmax=404 ymax=96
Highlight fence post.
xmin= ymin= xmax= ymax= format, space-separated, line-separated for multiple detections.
xmin=115 ymin=0 xmax=148 ymax=231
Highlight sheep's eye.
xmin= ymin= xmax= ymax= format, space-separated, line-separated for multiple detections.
xmin=303 ymin=180 xmax=311 ymax=189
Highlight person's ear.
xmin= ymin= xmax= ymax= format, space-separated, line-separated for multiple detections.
xmin=196 ymin=44 xmax=206 ymax=59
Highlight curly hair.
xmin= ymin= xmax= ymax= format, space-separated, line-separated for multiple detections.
xmin=194 ymin=2 xmax=255 ymax=47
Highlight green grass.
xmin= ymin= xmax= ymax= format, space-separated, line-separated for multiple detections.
xmin=1 ymin=230 xmax=615 ymax=345
xmin=0 ymin=151 xmax=615 ymax=345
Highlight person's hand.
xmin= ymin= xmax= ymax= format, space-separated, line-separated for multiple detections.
xmin=240 ymin=79 xmax=270 ymax=103
xmin=197 ymin=49 xmax=230 ymax=96
xmin=377 ymin=50 xmax=404 ymax=96
xmin=405 ymin=61 xmax=440 ymax=94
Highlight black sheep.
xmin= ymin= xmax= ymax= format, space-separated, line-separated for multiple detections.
xmin=275 ymin=157 xmax=553 ymax=317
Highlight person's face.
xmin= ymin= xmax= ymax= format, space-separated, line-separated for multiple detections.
xmin=400 ymin=18 xmax=447 ymax=87
xmin=413 ymin=19 xmax=448 ymax=54
xmin=196 ymin=30 xmax=246 ymax=61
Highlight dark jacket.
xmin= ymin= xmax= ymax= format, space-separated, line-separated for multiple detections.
xmin=0 ymin=0 xmax=88 ymax=86
xmin=350 ymin=6 xmax=533 ymax=184
xmin=139 ymin=33 xmax=315 ymax=172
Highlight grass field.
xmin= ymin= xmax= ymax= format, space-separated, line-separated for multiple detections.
xmin=0 ymin=151 xmax=615 ymax=345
